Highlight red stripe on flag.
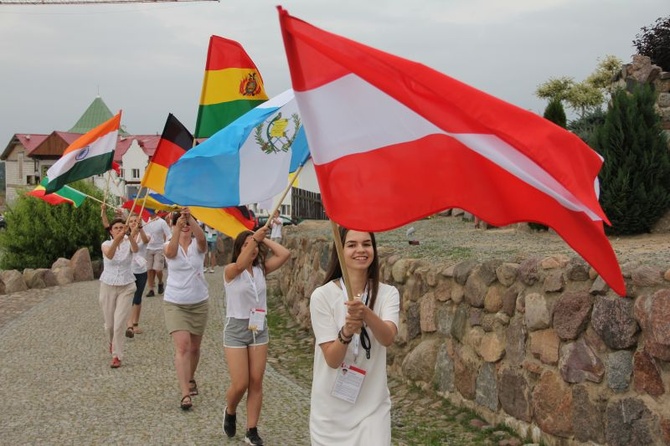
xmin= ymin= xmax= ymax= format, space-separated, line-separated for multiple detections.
xmin=205 ymin=36 xmax=265 ymax=71
xmin=151 ymin=139 xmax=187 ymax=168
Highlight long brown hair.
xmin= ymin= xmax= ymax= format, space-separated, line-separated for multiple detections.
xmin=231 ymin=230 xmax=267 ymax=274
xmin=323 ymin=226 xmax=380 ymax=310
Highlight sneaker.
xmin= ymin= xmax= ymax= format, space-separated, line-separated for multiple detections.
xmin=222 ymin=406 xmax=236 ymax=438
xmin=157 ymin=283 xmax=164 ymax=294
xmin=146 ymin=289 xmax=155 ymax=297
xmin=244 ymin=427 xmax=263 ymax=445
xmin=110 ymin=357 xmax=121 ymax=368
xmin=208 ymin=268 xmax=215 ymax=273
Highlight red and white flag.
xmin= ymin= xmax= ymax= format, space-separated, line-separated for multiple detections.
xmin=277 ymin=7 xmax=625 ymax=295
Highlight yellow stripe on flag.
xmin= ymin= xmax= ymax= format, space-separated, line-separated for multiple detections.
xmin=191 ymin=207 xmax=251 ymax=239
xmin=200 ymin=68 xmax=268 ymax=105
xmin=143 ymin=164 xmax=168 ymax=195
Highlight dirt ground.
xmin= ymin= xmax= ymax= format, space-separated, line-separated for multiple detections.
xmin=293 ymin=214 xmax=670 ymax=269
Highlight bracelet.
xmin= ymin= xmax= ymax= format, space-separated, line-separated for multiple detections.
xmin=337 ymin=327 xmax=353 ymax=345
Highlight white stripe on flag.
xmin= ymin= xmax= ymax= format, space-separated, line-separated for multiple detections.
xmin=296 ymin=74 xmax=600 ymax=221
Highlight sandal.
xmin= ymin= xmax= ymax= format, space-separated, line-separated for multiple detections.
xmin=189 ymin=379 xmax=199 ymax=396
xmin=180 ymin=395 xmax=193 ymax=411
xmin=125 ymin=327 xmax=134 ymax=339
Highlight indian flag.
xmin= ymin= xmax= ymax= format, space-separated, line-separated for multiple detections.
xmin=45 ymin=112 xmax=121 ymax=194
xmin=194 ymin=36 xmax=268 ymax=138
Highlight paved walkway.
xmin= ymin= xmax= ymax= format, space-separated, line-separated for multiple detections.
xmin=0 ymin=269 xmax=311 ymax=445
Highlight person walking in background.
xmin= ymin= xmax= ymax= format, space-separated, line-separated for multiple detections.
xmin=163 ymin=209 xmax=209 ymax=411
xmin=143 ymin=212 xmax=171 ymax=297
xmin=125 ymin=213 xmax=150 ymax=338
xmin=308 ymin=226 xmax=399 ymax=445
xmin=222 ymin=227 xmax=290 ymax=445
xmin=99 ymin=218 xmax=139 ymax=368
xmin=203 ymin=224 xmax=219 ymax=273
xmin=269 ymin=210 xmax=283 ymax=244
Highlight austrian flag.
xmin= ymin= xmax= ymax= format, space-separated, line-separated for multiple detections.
xmin=277 ymin=7 xmax=626 ymax=295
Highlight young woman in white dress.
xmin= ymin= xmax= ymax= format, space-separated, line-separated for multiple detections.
xmin=309 ymin=227 xmax=400 ymax=445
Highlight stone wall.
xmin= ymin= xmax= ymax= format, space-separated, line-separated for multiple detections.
xmin=275 ymin=231 xmax=670 ymax=446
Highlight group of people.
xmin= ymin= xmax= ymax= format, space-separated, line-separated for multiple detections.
xmin=96 ymin=204 xmax=399 ymax=445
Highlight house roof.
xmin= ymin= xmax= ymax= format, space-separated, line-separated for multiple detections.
xmin=68 ymin=96 xmax=129 ymax=136
xmin=0 ymin=133 xmax=48 ymax=160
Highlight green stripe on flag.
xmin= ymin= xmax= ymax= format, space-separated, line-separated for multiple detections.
xmin=195 ymin=99 xmax=266 ymax=139
xmin=45 ymin=152 xmax=113 ymax=193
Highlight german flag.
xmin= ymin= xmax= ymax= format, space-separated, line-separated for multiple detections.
xmin=195 ymin=35 xmax=268 ymax=138
xmin=141 ymin=114 xmax=255 ymax=237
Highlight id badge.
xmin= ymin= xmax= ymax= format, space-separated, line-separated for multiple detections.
xmin=248 ymin=308 xmax=266 ymax=332
xmin=331 ymin=363 xmax=366 ymax=404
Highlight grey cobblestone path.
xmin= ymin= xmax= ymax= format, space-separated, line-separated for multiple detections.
xmin=0 ymin=269 xmax=311 ymax=445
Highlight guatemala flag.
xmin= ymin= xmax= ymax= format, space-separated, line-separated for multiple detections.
xmin=164 ymin=89 xmax=310 ymax=208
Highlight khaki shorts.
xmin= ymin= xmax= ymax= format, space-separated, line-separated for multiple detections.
xmin=163 ymin=299 xmax=209 ymax=336
xmin=145 ymin=249 xmax=165 ymax=271
xmin=223 ymin=317 xmax=269 ymax=347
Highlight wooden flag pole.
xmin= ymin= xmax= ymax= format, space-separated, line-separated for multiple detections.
xmin=330 ymin=220 xmax=354 ymax=302
xmin=262 ymin=164 xmax=305 ymax=230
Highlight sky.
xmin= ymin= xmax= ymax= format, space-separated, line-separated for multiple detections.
xmin=0 ymin=0 xmax=667 ymax=147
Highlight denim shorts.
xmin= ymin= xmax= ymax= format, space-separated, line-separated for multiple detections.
xmin=223 ymin=317 xmax=269 ymax=347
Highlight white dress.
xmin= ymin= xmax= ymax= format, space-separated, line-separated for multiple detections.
xmin=309 ymin=281 xmax=400 ymax=446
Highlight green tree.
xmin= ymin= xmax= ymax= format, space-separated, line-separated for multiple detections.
xmin=592 ymin=84 xmax=670 ymax=235
xmin=633 ymin=15 xmax=670 ymax=72
xmin=0 ymin=180 xmax=109 ymax=269
xmin=543 ymin=98 xmax=567 ymax=128
xmin=535 ymin=56 xmax=622 ymax=118
xmin=567 ymin=108 xmax=606 ymax=144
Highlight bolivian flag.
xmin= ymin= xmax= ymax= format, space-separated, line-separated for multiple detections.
xmin=27 ymin=177 xmax=86 ymax=207
xmin=195 ymin=35 xmax=268 ymax=138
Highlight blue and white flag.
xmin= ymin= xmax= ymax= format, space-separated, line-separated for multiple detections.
xmin=164 ymin=89 xmax=310 ymax=208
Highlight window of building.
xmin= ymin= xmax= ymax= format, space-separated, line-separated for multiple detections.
xmin=131 ymin=168 xmax=140 ymax=179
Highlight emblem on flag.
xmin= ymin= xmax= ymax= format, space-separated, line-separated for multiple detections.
xmin=240 ymin=72 xmax=262 ymax=97
xmin=254 ymin=113 xmax=301 ymax=154
xmin=75 ymin=146 xmax=90 ymax=160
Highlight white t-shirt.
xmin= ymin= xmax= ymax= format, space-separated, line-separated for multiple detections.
xmin=163 ymin=240 xmax=208 ymax=305
xmin=131 ymin=235 xmax=148 ymax=274
xmin=144 ymin=217 xmax=171 ymax=251
xmin=270 ymin=217 xmax=283 ymax=239
xmin=100 ymin=238 xmax=135 ymax=286
xmin=223 ymin=265 xmax=266 ymax=319
xmin=309 ymin=281 xmax=399 ymax=446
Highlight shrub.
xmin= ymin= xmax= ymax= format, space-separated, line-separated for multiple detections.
xmin=592 ymin=84 xmax=670 ymax=235
xmin=0 ymin=180 xmax=109 ymax=270
xmin=567 ymin=108 xmax=606 ymax=144
xmin=633 ymin=15 xmax=670 ymax=72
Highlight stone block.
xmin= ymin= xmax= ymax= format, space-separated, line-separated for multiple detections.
xmin=572 ymin=385 xmax=606 ymax=444
xmin=401 ymin=339 xmax=440 ymax=383
xmin=498 ymin=368 xmax=532 ymax=422
xmin=532 ymin=370 xmax=573 ymax=437
xmin=525 ymin=293 xmax=551 ymax=331
xmin=530 ymin=329 xmax=559 ymax=365
xmin=605 ymin=398 xmax=657 ymax=446
xmin=606 ymin=350 xmax=633 ymax=393
xmin=559 ymin=338 xmax=604 ymax=384
xmin=591 ymin=295 xmax=639 ymax=350
xmin=553 ymin=291 xmax=593 ymax=340
xmin=475 ymin=362 xmax=499 ymax=411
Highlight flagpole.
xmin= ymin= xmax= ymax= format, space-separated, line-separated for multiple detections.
xmin=262 ymin=164 xmax=305 ymax=230
xmin=330 ymin=220 xmax=354 ymax=302
xmin=74 ymin=189 xmax=123 ymax=210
